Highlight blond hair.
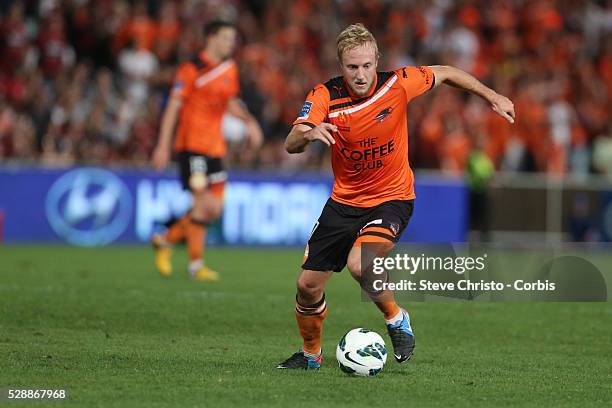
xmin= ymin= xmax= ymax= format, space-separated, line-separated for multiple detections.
xmin=336 ymin=23 xmax=379 ymax=62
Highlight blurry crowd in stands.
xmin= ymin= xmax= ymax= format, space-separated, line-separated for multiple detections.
xmin=0 ymin=0 xmax=611 ymax=176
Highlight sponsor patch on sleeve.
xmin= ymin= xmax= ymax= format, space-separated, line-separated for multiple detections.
xmin=297 ymin=101 xmax=313 ymax=120
xmin=172 ymin=80 xmax=184 ymax=92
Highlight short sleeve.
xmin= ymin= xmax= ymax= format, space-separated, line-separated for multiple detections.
xmin=293 ymin=84 xmax=330 ymax=128
xmin=171 ymin=63 xmax=197 ymax=99
xmin=394 ymin=66 xmax=435 ymax=101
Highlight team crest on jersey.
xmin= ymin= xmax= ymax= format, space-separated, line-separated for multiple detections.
xmin=298 ymin=101 xmax=313 ymax=119
xmin=374 ymin=107 xmax=393 ymax=122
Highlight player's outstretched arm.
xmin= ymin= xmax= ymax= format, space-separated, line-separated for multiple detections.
xmin=152 ymin=96 xmax=182 ymax=171
xmin=284 ymin=123 xmax=337 ymax=154
xmin=429 ymin=65 xmax=515 ymax=124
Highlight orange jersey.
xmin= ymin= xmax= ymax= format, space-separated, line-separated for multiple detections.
xmin=293 ymin=66 xmax=435 ymax=207
xmin=172 ymin=51 xmax=239 ymax=157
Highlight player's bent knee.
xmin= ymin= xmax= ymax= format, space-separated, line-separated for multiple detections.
xmin=347 ymin=259 xmax=362 ymax=280
xmin=207 ymin=200 xmax=223 ymax=220
xmin=191 ymin=205 xmax=207 ymax=220
xmin=191 ymin=186 xmax=207 ymax=196
xmin=189 ymin=192 xmax=207 ymax=217
xmin=296 ymin=276 xmax=324 ymax=301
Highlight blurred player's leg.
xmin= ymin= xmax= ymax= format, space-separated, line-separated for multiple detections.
xmin=151 ymin=233 xmax=173 ymax=277
xmin=186 ymin=184 xmax=224 ymax=281
xmin=151 ymin=214 xmax=192 ymax=276
xmin=187 ymin=190 xmax=216 ymax=281
xmin=166 ymin=214 xmax=190 ymax=243
xmin=186 ymin=216 xmax=210 ymax=276
xmin=277 ymin=269 xmax=332 ymax=369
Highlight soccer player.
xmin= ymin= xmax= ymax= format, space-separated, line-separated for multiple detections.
xmin=277 ymin=24 xmax=514 ymax=369
xmin=151 ymin=20 xmax=262 ymax=281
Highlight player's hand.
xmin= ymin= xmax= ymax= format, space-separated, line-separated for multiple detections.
xmin=152 ymin=145 xmax=170 ymax=171
xmin=304 ymin=123 xmax=337 ymax=147
xmin=490 ymin=93 xmax=515 ymax=124
xmin=246 ymin=119 xmax=264 ymax=149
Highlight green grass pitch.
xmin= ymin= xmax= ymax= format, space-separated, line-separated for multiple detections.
xmin=1 ymin=245 xmax=611 ymax=407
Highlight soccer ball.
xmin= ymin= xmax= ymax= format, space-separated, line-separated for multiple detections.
xmin=336 ymin=328 xmax=387 ymax=376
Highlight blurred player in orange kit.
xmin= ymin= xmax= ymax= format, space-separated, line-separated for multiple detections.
xmin=151 ymin=20 xmax=263 ymax=281
xmin=277 ymin=24 xmax=515 ymax=369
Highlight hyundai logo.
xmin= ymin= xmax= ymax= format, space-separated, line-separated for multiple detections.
xmin=45 ymin=168 xmax=132 ymax=246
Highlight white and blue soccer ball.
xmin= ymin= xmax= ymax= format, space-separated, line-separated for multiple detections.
xmin=336 ymin=328 xmax=387 ymax=376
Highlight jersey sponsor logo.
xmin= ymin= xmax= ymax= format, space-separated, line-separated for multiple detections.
xmin=374 ymin=106 xmax=393 ymax=123
xmin=340 ymin=141 xmax=395 ymax=161
xmin=340 ymin=138 xmax=395 ymax=172
xmin=297 ymin=101 xmax=312 ymax=119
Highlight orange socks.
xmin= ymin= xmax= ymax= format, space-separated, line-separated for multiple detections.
xmin=295 ymin=295 xmax=327 ymax=354
xmin=294 ymin=295 xmax=401 ymax=353
xmin=165 ymin=215 xmax=190 ymax=244
xmin=162 ymin=214 xmax=208 ymax=270
xmin=375 ymin=300 xmax=400 ymax=320
xmin=186 ymin=217 xmax=207 ymax=262
xmin=163 ymin=214 xmax=207 ymax=260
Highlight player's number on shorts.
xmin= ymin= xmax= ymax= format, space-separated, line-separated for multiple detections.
xmin=189 ymin=156 xmax=207 ymax=174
